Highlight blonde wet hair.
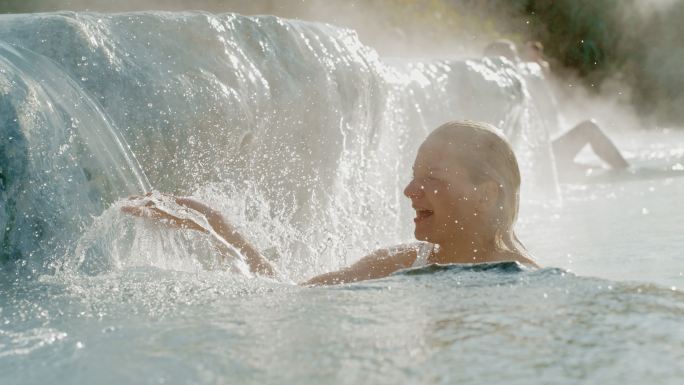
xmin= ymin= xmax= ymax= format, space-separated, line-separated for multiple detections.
xmin=426 ymin=120 xmax=528 ymax=256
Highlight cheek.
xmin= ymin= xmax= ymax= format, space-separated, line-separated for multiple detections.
xmin=438 ymin=186 xmax=478 ymax=220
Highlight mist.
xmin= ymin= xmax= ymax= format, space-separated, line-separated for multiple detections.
xmin=4 ymin=0 xmax=682 ymax=129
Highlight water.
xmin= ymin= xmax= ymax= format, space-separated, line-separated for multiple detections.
xmin=1 ymin=11 xmax=683 ymax=385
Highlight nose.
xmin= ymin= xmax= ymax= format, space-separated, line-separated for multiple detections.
xmin=403 ymin=178 xmax=424 ymax=199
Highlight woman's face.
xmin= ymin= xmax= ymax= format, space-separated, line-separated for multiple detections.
xmin=403 ymin=138 xmax=490 ymax=245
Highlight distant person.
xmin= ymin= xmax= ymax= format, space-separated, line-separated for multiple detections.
xmin=483 ymin=40 xmax=629 ymax=178
xmin=482 ymin=39 xmax=521 ymax=63
xmin=523 ymin=41 xmax=551 ymax=74
xmin=122 ymin=121 xmax=538 ymax=284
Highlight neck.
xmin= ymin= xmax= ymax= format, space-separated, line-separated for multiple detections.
xmin=431 ymin=232 xmax=502 ymax=264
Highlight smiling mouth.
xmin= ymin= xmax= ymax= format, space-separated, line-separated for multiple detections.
xmin=414 ymin=209 xmax=434 ymax=222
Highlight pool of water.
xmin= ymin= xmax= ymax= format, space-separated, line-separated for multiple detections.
xmin=520 ymin=129 xmax=684 ymax=289
xmin=2 ymin=259 xmax=683 ymax=384
xmin=3 ymin=132 xmax=684 ymax=384
xmin=1 ymin=11 xmax=684 ymax=385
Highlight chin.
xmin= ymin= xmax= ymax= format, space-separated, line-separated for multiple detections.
xmin=413 ymin=228 xmax=433 ymax=243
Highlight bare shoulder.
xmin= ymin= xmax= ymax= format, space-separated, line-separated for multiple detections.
xmin=354 ymin=243 xmax=420 ymax=271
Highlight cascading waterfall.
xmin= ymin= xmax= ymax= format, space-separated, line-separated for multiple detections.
xmin=0 ymin=40 xmax=149 ymax=271
xmin=0 ymin=12 xmax=555 ymax=281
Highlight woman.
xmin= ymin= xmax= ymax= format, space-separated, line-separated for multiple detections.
xmin=122 ymin=120 xmax=537 ymax=285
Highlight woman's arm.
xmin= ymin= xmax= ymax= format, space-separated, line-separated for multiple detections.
xmin=302 ymin=246 xmax=418 ymax=286
xmin=122 ymin=194 xmax=418 ymax=285
xmin=171 ymin=196 xmax=278 ymax=278
xmin=122 ymin=194 xmax=278 ymax=278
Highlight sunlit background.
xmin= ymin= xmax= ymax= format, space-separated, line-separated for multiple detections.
xmin=3 ymin=0 xmax=684 ymax=127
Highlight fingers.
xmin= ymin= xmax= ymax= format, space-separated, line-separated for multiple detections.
xmin=120 ymin=205 xmax=143 ymax=216
xmin=121 ymin=204 xmax=167 ymax=221
xmin=137 ymin=206 xmax=174 ymax=221
xmin=120 ymin=204 xmax=161 ymax=218
xmin=120 ymin=204 xmax=209 ymax=234
xmin=149 ymin=206 xmax=178 ymax=220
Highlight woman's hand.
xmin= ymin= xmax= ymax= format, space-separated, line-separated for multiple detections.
xmin=121 ymin=192 xmax=279 ymax=279
xmin=121 ymin=193 xmax=209 ymax=234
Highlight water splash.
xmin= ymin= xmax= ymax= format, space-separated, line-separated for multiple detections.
xmin=0 ymin=12 xmax=554 ymax=280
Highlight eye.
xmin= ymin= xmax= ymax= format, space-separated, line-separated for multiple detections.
xmin=412 ymin=170 xmax=440 ymax=183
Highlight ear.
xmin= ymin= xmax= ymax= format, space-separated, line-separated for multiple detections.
xmin=477 ymin=180 xmax=500 ymax=212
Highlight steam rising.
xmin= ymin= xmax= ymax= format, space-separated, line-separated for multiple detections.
xmin=5 ymin=0 xmax=682 ymax=127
